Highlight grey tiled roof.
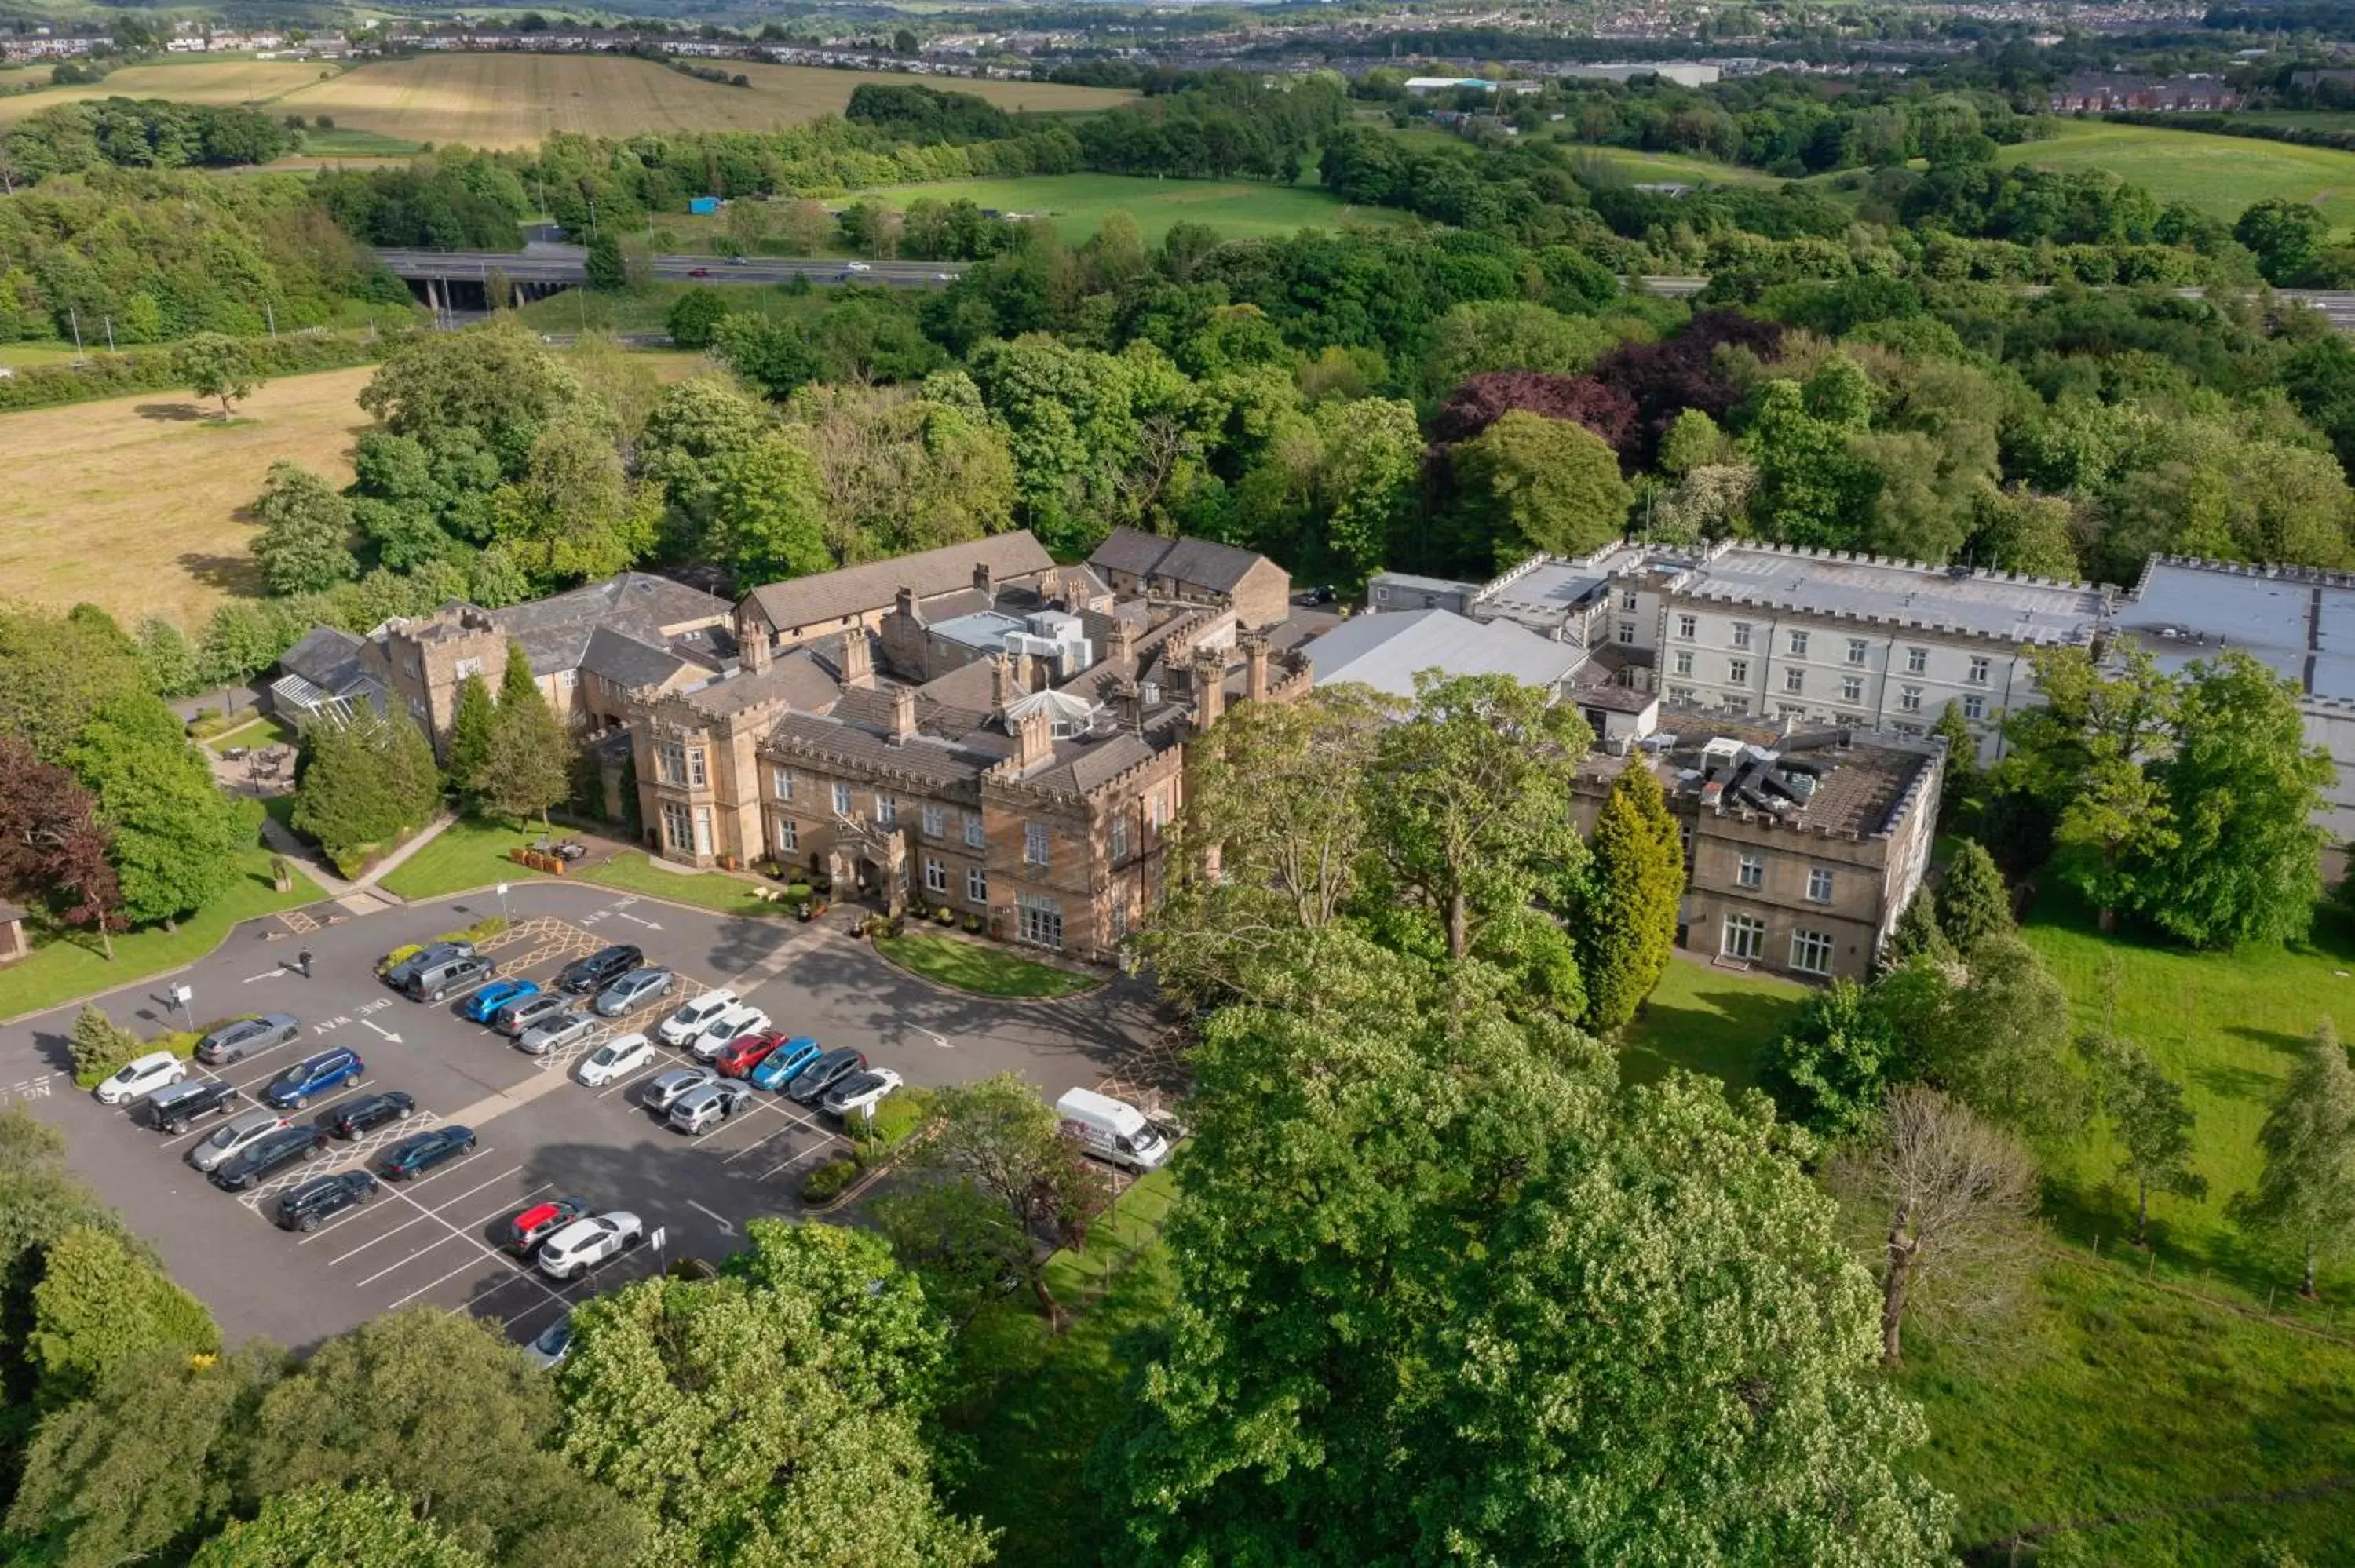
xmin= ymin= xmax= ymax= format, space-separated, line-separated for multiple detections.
xmin=1089 ymin=527 xmax=1271 ymax=595
xmin=745 ymin=533 xmax=1053 ymax=632
xmin=579 ymin=625 xmax=687 ymax=691
xmin=279 ymin=626 xmax=367 ymax=692
xmin=680 ymin=650 xmax=842 ymax=717
xmin=765 ymin=710 xmax=1002 ymax=789
xmin=490 ymin=572 xmax=728 ymax=676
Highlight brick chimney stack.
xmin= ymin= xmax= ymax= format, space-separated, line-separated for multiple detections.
xmin=1191 ymin=648 xmax=1225 ymax=735
xmin=1015 ymin=704 xmax=1052 ymax=768
xmin=973 ymin=560 xmax=995 ymax=603
xmin=838 ymin=630 xmax=874 ymax=688
xmin=991 ymin=651 xmax=1017 ymax=710
xmin=739 ymin=618 xmax=772 ymax=674
xmin=890 ymin=684 xmax=918 ymax=740
xmin=1106 ymin=618 xmax=1134 ymax=669
xmin=895 ymin=585 xmax=918 ymax=620
xmin=1113 ymin=676 xmax=1141 ymax=732
xmin=1242 ymin=633 xmax=1269 ymax=704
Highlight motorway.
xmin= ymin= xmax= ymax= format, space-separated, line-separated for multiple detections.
xmin=374 ymin=246 xmax=968 ymax=289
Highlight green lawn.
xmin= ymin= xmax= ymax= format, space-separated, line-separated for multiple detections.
xmin=0 ymin=848 xmax=320 ymax=1023
xmin=859 ymin=173 xmax=1408 ymax=246
xmin=204 ymin=713 xmax=298 ymax=753
xmin=1616 ymin=952 xmax=1808 ymax=1096
xmin=298 ymin=125 xmax=423 ymax=157
xmin=580 ymin=850 xmax=788 ymax=920
xmin=1561 ymin=143 xmax=1784 ymax=188
xmin=374 ymin=818 xmax=552 ymax=903
xmin=2001 ymin=117 xmax=2355 ymax=229
xmin=872 ymin=931 xmax=1100 ymax=998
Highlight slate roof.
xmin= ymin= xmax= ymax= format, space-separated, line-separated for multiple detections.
xmin=491 ymin=572 xmax=727 ymax=677
xmin=677 ymin=649 xmax=843 ymax=718
xmin=1089 ymin=526 xmax=1271 ymax=595
xmin=765 ymin=710 xmax=1005 ymax=790
xmin=279 ymin=626 xmax=367 ymax=693
xmin=745 ymin=533 xmax=1054 ymax=633
xmin=579 ymin=625 xmax=687 ymax=692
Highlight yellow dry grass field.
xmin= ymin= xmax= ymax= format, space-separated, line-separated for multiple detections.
xmin=0 ymin=59 xmax=330 ymax=124
xmin=0 ymin=366 xmax=372 ymax=629
xmin=266 ymin=54 xmax=1133 ymax=150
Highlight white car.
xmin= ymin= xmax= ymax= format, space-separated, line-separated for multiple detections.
xmin=522 ymin=1315 xmax=574 ymax=1370
xmin=536 ymin=1211 xmax=644 ymax=1279
xmin=575 ymin=1032 xmax=655 ymax=1087
xmin=97 ymin=1050 xmax=187 ymax=1107
xmin=659 ymin=989 xmax=739 ymax=1048
xmin=844 ymin=261 xmax=872 ymax=272
xmin=821 ymin=1067 xmax=904 ymax=1119
xmin=691 ymin=1005 xmax=771 ymax=1062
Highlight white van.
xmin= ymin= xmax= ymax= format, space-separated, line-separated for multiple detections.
xmin=1055 ymin=1088 xmax=1171 ymax=1174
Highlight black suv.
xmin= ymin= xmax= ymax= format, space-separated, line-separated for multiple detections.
xmin=377 ymin=1125 xmax=477 ymax=1181
xmin=211 ymin=1125 xmax=329 ymax=1191
xmin=327 ymin=1091 xmax=416 ymax=1140
xmin=785 ymin=1048 xmax=867 ymax=1107
xmin=558 ymin=943 xmax=643 ymax=996
xmin=275 ymin=1171 xmax=378 ymax=1231
xmin=195 ymin=1013 xmax=301 ymax=1066
xmin=382 ymin=940 xmax=475 ymax=991
xmin=148 ymin=1080 xmax=240 ymax=1135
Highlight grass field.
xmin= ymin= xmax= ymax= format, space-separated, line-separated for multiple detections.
xmin=2001 ymin=117 xmax=2355 ymax=228
xmin=861 ymin=173 xmax=1404 ymax=245
xmin=1617 ymin=951 xmax=1807 ymax=1092
xmin=872 ymin=930 xmax=1100 ymax=997
xmin=244 ymin=54 xmax=1130 ymax=151
xmin=0 ymin=57 xmax=332 ymax=125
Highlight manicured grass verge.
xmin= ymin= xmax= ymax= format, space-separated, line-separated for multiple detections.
xmin=1616 ymin=952 xmax=1809 ymax=1096
xmin=581 ymin=851 xmax=787 ymax=920
xmin=871 ymin=932 xmax=1099 ymax=999
xmin=1042 ymin=1165 xmax=1178 ymax=1308
xmin=205 ymin=713 xmax=299 ymax=753
xmin=374 ymin=819 xmax=552 ymax=903
xmin=0 ymin=849 xmax=320 ymax=1022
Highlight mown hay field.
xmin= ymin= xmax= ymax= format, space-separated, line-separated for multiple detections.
xmin=259 ymin=53 xmax=1131 ymax=151
xmin=0 ymin=57 xmax=332 ymax=124
xmin=1998 ymin=116 xmax=2355 ymax=228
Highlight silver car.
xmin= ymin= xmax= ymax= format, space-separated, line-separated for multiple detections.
xmin=593 ymin=968 xmax=674 ymax=1018
xmin=667 ymin=1079 xmax=754 ymax=1135
xmin=493 ymin=992 xmax=569 ymax=1037
xmin=517 ymin=1009 xmax=597 ymax=1057
xmin=188 ymin=1108 xmax=291 ymax=1172
xmin=644 ymin=1065 xmax=718 ymax=1114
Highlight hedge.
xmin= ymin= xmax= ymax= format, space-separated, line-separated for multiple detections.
xmin=0 ymin=328 xmax=414 ymax=414
xmin=371 ymin=915 xmax=509 ymax=977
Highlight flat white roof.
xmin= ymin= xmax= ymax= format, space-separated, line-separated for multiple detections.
xmin=1673 ymin=545 xmax=2108 ymax=646
xmin=2123 ymin=559 xmax=2353 ymax=699
xmin=1307 ymin=609 xmax=1584 ymax=698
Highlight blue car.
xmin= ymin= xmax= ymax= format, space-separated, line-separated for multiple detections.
xmin=748 ymin=1036 xmax=822 ymax=1092
xmin=263 ymin=1048 xmax=366 ymax=1110
xmin=465 ymin=978 xmax=540 ymax=1025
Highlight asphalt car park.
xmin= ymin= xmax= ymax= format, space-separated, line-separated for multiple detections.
xmin=0 ymin=878 xmax=1163 ymax=1349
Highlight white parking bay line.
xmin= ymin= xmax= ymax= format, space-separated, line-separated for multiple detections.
xmin=355 ymin=1232 xmax=469 ymax=1289
xmin=327 ymin=1161 xmax=519 ymax=1258
xmin=375 ymin=1185 xmax=575 ymax=1315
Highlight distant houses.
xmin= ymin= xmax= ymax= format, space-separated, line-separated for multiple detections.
xmin=2049 ymin=72 xmax=2241 ymax=112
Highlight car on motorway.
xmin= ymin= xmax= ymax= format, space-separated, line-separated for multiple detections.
xmin=275 ymin=1171 xmax=378 ymax=1232
xmin=504 ymin=1196 xmax=592 ymax=1255
xmin=690 ymin=1004 xmax=771 ymax=1061
xmin=536 ymin=1211 xmax=645 ymax=1279
xmin=725 ymin=255 xmax=749 ymax=266
xmin=713 ymin=1030 xmax=784 ymax=1078
xmin=147 ymin=1079 xmax=240 ymax=1135
xmin=195 ymin=1013 xmax=300 ymax=1066
xmin=523 ymin=1316 xmax=575 ymax=1369
xmin=822 ymin=1067 xmax=904 ymax=1120
xmin=576 ymin=1032 xmax=655 ymax=1087
xmin=188 ymin=1108 xmax=292 ymax=1173
xmin=644 ymin=1064 xmax=719 ymax=1114
xmin=844 ymin=261 xmax=871 ymax=272
xmin=518 ymin=1008 xmax=598 ymax=1057
xmin=382 ymin=940 xmax=475 ymax=991
xmin=465 ymin=979 xmax=540 ymax=1026
xmin=210 ymin=1125 xmax=329 ymax=1191
xmin=594 ymin=967 xmax=674 ymax=1017
xmin=409 ymin=952 xmax=496 ymax=1002
xmin=493 ymin=991 xmax=570 ymax=1037
xmin=668 ymin=1078 xmax=754 ymax=1135
xmin=558 ymin=943 xmax=644 ymax=996
xmin=95 ymin=1050 xmax=188 ymax=1107
xmin=785 ymin=1048 xmax=867 ymax=1107
xmin=687 ymin=266 xmax=711 ymax=278
xmin=263 ymin=1048 xmax=365 ymax=1110
xmin=659 ymin=990 xmax=740 ymax=1047
xmin=377 ymin=1124 xmax=477 ymax=1181
xmin=327 ymin=1090 xmax=417 ymax=1140
xmin=748 ymin=1036 xmax=823 ymax=1092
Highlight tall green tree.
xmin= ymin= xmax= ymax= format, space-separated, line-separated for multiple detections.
xmin=445 ymin=670 xmax=495 ymax=806
xmin=250 ymin=462 xmax=358 ymax=596
xmin=2087 ymin=1034 xmax=2208 ymax=1249
xmin=1758 ymin=978 xmax=1906 ymax=1139
xmin=177 ymin=332 xmax=257 ymax=419
xmin=481 ymin=655 xmax=569 ymax=826
xmin=557 ymin=1222 xmax=990 ymax=1568
xmin=1575 ymin=759 xmax=1683 ymax=1030
xmin=0 ymin=604 xmax=155 ymax=765
xmin=490 ymin=422 xmax=661 ymax=589
xmin=1883 ymin=885 xmax=1954 ymax=967
xmin=1359 ymin=672 xmax=1590 ymax=961
xmin=65 ymin=692 xmax=258 ymax=927
xmin=2056 ymin=739 xmax=2176 ymax=933
xmin=26 ymin=1224 xmax=218 ymax=1409
xmin=2126 ymin=651 xmax=2331 ymax=949
xmin=2233 ymin=1020 xmax=2355 ymax=1298
xmin=1934 ymin=838 xmax=2010 ymax=954
xmin=190 ymin=1485 xmax=489 ymax=1568
xmin=1900 ymin=933 xmax=2084 ymax=1140
xmin=584 ymin=230 xmax=626 ymax=291
xmin=290 ymin=709 xmax=441 ymax=875
xmin=707 ymin=431 xmax=831 ymax=583
xmin=1448 ymin=409 xmax=1633 ymax=567
xmin=1097 ymin=937 xmax=1953 ymax=1566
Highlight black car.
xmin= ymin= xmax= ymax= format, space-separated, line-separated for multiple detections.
xmin=382 ymin=940 xmax=475 ymax=991
xmin=327 ymin=1091 xmax=417 ymax=1140
xmin=558 ymin=943 xmax=644 ymax=996
xmin=274 ymin=1171 xmax=378 ymax=1232
xmin=148 ymin=1079 xmax=241 ymax=1135
xmin=210 ymin=1125 xmax=329 ymax=1191
xmin=195 ymin=1012 xmax=300 ymax=1066
xmin=784 ymin=1048 xmax=867 ymax=1107
xmin=376 ymin=1125 xmax=477 ymax=1181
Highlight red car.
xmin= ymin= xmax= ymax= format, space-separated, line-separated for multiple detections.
xmin=687 ymin=267 xmax=711 ymax=278
xmin=505 ymin=1196 xmax=591 ymax=1255
xmin=713 ymin=1031 xmax=785 ymax=1078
